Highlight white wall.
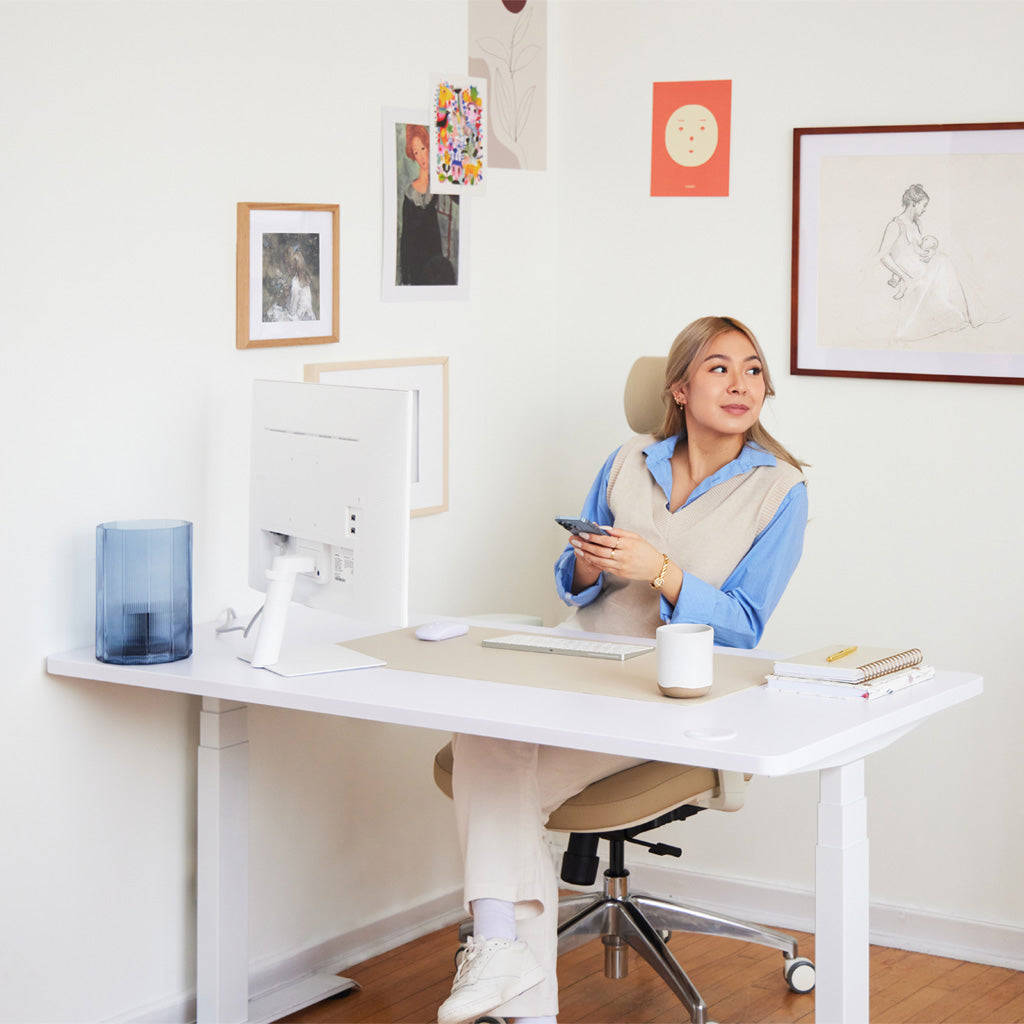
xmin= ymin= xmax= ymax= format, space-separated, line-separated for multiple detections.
xmin=1 ymin=1 xmax=1021 ymax=1021
xmin=2 ymin=2 xmax=556 ymax=1019
xmin=550 ymin=0 xmax=1024 ymax=948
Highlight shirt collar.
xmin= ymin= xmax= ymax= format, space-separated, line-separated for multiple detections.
xmin=642 ymin=436 xmax=776 ymax=507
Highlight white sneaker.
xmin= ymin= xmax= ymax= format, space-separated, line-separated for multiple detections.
xmin=437 ymin=936 xmax=544 ymax=1024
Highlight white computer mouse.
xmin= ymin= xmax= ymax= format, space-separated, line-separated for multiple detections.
xmin=415 ymin=620 xmax=470 ymax=641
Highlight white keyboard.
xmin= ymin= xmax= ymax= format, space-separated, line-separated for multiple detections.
xmin=481 ymin=633 xmax=654 ymax=661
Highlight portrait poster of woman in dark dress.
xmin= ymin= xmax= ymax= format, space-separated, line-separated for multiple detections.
xmin=396 ymin=122 xmax=460 ymax=287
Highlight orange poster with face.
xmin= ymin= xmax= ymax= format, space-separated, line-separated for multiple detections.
xmin=651 ymin=80 xmax=731 ymax=197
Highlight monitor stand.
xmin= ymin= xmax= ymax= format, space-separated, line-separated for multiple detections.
xmin=239 ymin=554 xmax=386 ymax=676
xmin=239 ymin=643 xmax=384 ymax=677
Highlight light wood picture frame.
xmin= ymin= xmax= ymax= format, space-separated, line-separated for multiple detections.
xmin=236 ymin=202 xmax=339 ymax=349
xmin=303 ymin=357 xmax=449 ymax=516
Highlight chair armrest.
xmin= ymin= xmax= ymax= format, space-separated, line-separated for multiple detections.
xmin=706 ymin=770 xmax=748 ymax=812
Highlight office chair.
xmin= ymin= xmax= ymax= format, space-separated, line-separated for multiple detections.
xmin=431 ymin=357 xmax=814 ymax=1024
xmin=433 ymin=745 xmax=813 ymax=1024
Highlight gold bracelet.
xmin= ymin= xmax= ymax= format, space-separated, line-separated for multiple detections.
xmin=650 ymin=553 xmax=671 ymax=590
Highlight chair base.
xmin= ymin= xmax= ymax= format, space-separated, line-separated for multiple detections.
xmin=558 ymin=868 xmax=808 ymax=1024
xmin=457 ymin=869 xmax=812 ymax=1024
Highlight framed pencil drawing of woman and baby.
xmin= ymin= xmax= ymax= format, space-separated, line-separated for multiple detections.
xmin=791 ymin=122 xmax=1024 ymax=384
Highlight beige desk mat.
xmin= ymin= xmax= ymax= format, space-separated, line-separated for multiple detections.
xmin=345 ymin=626 xmax=772 ymax=705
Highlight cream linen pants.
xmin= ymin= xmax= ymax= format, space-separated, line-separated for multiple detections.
xmin=451 ymin=733 xmax=646 ymax=1019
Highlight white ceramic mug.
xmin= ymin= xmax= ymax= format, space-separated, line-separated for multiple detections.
xmin=656 ymin=623 xmax=714 ymax=698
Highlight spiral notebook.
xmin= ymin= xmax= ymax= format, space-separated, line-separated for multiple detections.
xmin=772 ymin=645 xmax=924 ymax=683
xmin=765 ymin=665 xmax=934 ymax=701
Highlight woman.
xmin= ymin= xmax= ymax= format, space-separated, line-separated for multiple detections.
xmin=400 ymin=123 xmax=455 ymax=285
xmin=878 ymin=184 xmax=973 ymax=342
xmin=265 ymin=244 xmax=316 ymax=322
xmin=439 ymin=316 xmax=807 ymax=1024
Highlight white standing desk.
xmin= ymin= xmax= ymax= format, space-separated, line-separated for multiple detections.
xmin=47 ymin=610 xmax=982 ymax=1024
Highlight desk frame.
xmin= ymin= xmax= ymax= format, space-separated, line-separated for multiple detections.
xmin=48 ymin=617 xmax=982 ymax=1024
xmin=196 ymin=698 xmax=359 ymax=1022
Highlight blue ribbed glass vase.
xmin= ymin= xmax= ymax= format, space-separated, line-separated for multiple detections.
xmin=96 ymin=519 xmax=193 ymax=664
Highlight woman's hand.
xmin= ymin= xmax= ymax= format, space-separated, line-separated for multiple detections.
xmin=571 ymin=527 xmax=664 ymax=584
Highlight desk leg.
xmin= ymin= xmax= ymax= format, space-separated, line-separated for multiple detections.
xmin=816 ymin=759 xmax=870 ymax=1024
xmin=195 ymin=698 xmax=360 ymax=1024
xmin=197 ymin=698 xmax=251 ymax=1024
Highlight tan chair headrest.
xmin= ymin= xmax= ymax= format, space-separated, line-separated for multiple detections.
xmin=624 ymin=356 xmax=668 ymax=435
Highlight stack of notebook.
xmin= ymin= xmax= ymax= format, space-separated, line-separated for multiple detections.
xmin=764 ymin=645 xmax=934 ymax=701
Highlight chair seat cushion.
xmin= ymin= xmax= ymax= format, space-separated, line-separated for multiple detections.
xmin=433 ymin=741 xmax=718 ymax=833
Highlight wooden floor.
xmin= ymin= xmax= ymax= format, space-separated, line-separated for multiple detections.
xmin=281 ymin=921 xmax=1024 ymax=1024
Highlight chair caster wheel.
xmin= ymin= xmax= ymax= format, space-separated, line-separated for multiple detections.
xmin=784 ymin=955 xmax=816 ymax=993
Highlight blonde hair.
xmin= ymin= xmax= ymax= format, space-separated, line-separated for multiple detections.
xmin=654 ymin=316 xmax=805 ymax=470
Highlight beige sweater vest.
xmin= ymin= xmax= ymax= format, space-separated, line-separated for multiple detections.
xmin=569 ymin=435 xmax=804 ymax=639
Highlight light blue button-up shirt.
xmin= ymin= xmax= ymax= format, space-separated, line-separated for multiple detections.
xmin=555 ymin=437 xmax=808 ymax=649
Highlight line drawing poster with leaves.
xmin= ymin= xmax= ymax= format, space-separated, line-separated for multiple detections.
xmin=469 ymin=0 xmax=547 ymax=170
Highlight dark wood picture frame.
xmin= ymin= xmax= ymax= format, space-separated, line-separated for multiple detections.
xmin=791 ymin=122 xmax=1024 ymax=384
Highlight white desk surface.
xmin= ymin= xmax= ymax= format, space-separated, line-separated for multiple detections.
xmin=46 ymin=609 xmax=985 ymax=1024
xmin=48 ymin=610 xmax=983 ymax=777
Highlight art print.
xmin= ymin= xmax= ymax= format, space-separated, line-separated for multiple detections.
xmin=429 ymin=74 xmax=487 ymax=195
xmin=262 ymin=233 xmax=320 ymax=323
xmin=469 ymin=0 xmax=547 ymax=170
xmin=381 ymin=109 xmax=469 ymax=302
xmin=792 ymin=123 xmax=1024 ymax=384
xmin=236 ymin=203 xmax=338 ymax=349
xmin=650 ymin=80 xmax=731 ymax=197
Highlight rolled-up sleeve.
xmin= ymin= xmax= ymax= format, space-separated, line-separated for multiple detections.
xmin=554 ymin=449 xmax=619 ymax=607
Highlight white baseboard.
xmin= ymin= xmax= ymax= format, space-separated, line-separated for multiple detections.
xmin=108 ymin=890 xmax=466 ymax=1024
xmin=626 ymin=861 xmax=1024 ymax=971
xmin=249 ymin=888 xmax=466 ymax=995
xmin=111 ymin=870 xmax=1022 ymax=1023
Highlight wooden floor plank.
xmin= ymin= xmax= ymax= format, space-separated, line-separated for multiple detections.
xmin=994 ymin=992 xmax=1024 ymax=1023
xmin=280 ymin=921 xmax=1024 ymax=1024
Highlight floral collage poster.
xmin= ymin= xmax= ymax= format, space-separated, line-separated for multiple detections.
xmin=429 ymin=74 xmax=487 ymax=195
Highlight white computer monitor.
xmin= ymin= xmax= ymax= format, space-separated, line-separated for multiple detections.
xmin=244 ymin=379 xmax=413 ymax=675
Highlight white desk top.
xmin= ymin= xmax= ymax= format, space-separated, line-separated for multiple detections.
xmin=47 ymin=610 xmax=982 ymax=777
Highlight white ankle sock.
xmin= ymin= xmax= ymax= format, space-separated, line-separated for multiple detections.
xmin=470 ymin=897 xmax=517 ymax=941
xmin=513 ymin=1016 xmax=557 ymax=1023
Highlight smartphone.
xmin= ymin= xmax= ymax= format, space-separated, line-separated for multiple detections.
xmin=555 ymin=516 xmax=610 ymax=537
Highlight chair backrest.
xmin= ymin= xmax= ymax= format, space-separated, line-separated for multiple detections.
xmin=623 ymin=356 xmax=668 ymax=435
